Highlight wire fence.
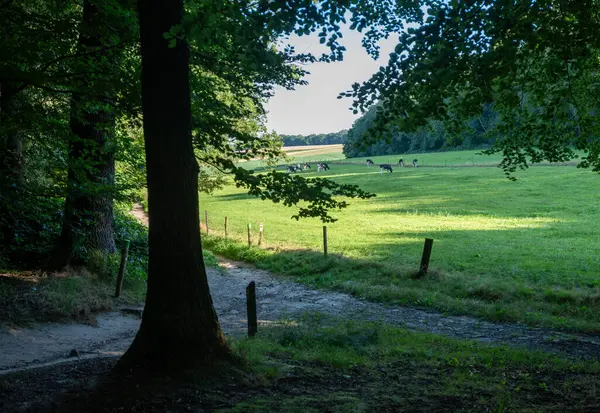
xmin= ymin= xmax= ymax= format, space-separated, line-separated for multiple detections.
xmin=200 ymin=210 xmax=435 ymax=276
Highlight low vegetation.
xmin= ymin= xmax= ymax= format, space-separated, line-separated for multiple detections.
xmin=225 ymin=315 xmax=600 ymax=412
xmin=7 ymin=314 xmax=600 ymax=412
xmin=0 ymin=204 xmax=220 ymax=327
xmin=201 ymin=152 xmax=600 ymax=332
xmin=0 ymin=270 xmax=145 ymax=326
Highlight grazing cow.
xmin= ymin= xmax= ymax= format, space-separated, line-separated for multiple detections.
xmin=317 ymin=162 xmax=330 ymax=172
xmin=412 ymin=159 xmax=418 ymax=167
xmin=398 ymin=158 xmax=404 ymax=167
xmin=303 ymin=162 xmax=311 ymax=170
xmin=379 ymin=164 xmax=393 ymax=174
xmin=366 ymin=159 xmax=375 ymax=167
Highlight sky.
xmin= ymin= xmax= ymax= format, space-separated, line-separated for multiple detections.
xmin=264 ymin=29 xmax=398 ymax=136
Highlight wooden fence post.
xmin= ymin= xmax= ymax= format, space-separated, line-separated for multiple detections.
xmin=247 ymin=223 xmax=252 ymax=247
xmin=115 ymin=240 xmax=130 ymax=298
xmin=419 ymin=238 xmax=434 ymax=276
xmin=205 ymin=210 xmax=209 ymax=235
xmin=246 ymin=281 xmax=257 ymax=337
xmin=258 ymin=222 xmax=263 ymax=246
xmin=225 ymin=216 xmax=229 ymax=237
xmin=323 ymin=225 xmax=328 ymax=257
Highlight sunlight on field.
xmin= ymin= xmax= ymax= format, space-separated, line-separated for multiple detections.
xmin=201 ymin=159 xmax=600 ymax=331
xmin=202 ymin=163 xmax=599 ymax=286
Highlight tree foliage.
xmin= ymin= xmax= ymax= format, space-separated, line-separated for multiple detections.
xmin=343 ymin=102 xmax=498 ymax=157
xmin=343 ymin=0 xmax=600 ymax=177
xmin=0 ymin=0 xmax=427 ymax=265
xmin=281 ymin=130 xmax=348 ymax=146
xmin=177 ymin=0 xmax=425 ymax=221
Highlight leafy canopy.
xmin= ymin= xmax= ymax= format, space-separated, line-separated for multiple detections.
xmin=180 ymin=0 xmax=424 ymax=221
xmin=343 ymin=0 xmax=600 ymax=177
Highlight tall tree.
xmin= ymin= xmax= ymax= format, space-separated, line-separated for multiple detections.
xmin=0 ymin=83 xmax=24 ymax=249
xmin=116 ymin=0 xmax=423 ymax=372
xmin=117 ymin=0 xmax=228 ymax=372
xmin=58 ymin=0 xmax=138 ymax=267
xmin=0 ymin=1 xmax=78 ymax=252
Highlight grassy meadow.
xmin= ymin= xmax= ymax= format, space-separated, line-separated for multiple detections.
xmin=242 ymin=145 xmax=582 ymax=171
xmin=201 ymin=149 xmax=600 ymax=332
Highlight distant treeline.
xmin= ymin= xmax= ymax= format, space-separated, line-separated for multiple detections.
xmin=343 ymin=105 xmax=498 ymax=158
xmin=281 ymin=130 xmax=348 ymax=146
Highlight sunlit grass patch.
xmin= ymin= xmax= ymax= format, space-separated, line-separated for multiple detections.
xmin=200 ymin=157 xmax=600 ymax=331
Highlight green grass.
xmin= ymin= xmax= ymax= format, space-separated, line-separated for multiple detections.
xmin=200 ymin=157 xmax=600 ymax=332
xmin=352 ymin=149 xmax=506 ymax=166
xmin=0 ymin=271 xmax=146 ymax=326
xmin=0 ymin=243 xmax=225 ymax=326
xmin=241 ymin=147 xmax=585 ymax=171
xmin=220 ymin=314 xmax=600 ymax=412
xmin=353 ymin=148 xmax=586 ymax=167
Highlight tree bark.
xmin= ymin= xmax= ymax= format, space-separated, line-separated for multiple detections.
xmin=116 ymin=0 xmax=229 ymax=372
xmin=0 ymin=83 xmax=24 ymax=250
xmin=58 ymin=0 xmax=117 ymax=267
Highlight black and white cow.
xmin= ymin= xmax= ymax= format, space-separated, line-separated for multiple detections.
xmin=412 ymin=159 xmax=418 ymax=167
xmin=286 ymin=165 xmax=301 ymax=173
xmin=366 ymin=159 xmax=375 ymax=167
xmin=379 ymin=164 xmax=393 ymax=174
xmin=317 ymin=162 xmax=330 ymax=172
xmin=398 ymin=158 xmax=404 ymax=167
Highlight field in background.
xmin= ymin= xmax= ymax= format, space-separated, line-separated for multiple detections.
xmin=349 ymin=149 xmax=584 ymax=167
xmin=241 ymin=144 xmax=346 ymax=169
xmin=242 ymin=144 xmax=584 ymax=172
xmin=206 ymin=149 xmax=600 ymax=331
xmin=282 ymin=143 xmax=344 ymax=156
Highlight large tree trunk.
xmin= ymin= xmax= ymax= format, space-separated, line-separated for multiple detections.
xmin=116 ymin=0 xmax=229 ymax=372
xmin=59 ymin=97 xmax=117 ymax=264
xmin=0 ymin=83 xmax=24 ymax=251
xmin=58 ymin=0 xmax=117 ymax=267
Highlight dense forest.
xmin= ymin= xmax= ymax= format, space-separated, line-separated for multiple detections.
xmin=343 ymin=104 xmax=498 ymax=158
xmin=280 ymin=130 xmax=348 ymax=146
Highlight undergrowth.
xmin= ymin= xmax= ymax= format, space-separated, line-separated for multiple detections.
xmin=222 ymin=314 xmax=600 ymax=412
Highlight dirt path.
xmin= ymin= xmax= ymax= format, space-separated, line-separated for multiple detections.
xmin=130 ymin=203 xmax=148 ymax=226
xmin=214 ymin=259 xmax=600 ymax=360
xmin=2 ymin=257 xmax=600 ymax=374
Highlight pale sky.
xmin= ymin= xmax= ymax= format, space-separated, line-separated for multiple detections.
xmin=265 ymin=29 xmax=398 ymax=136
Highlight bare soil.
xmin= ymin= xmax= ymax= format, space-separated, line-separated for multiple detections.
xmin=3 ymin=256 xmax=600 ymax=377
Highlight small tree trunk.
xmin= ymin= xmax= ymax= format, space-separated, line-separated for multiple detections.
xmin=117 ymin=0 xmax=229 ymax=373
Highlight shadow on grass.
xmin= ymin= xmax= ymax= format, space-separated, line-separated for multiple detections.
xmin=203 ymin=234 xmax=600 ymax=334
xmin=0 ymin=271 xmax=146 ymax=326
xmin=8 ymin=315 xmax=600 ymax=413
